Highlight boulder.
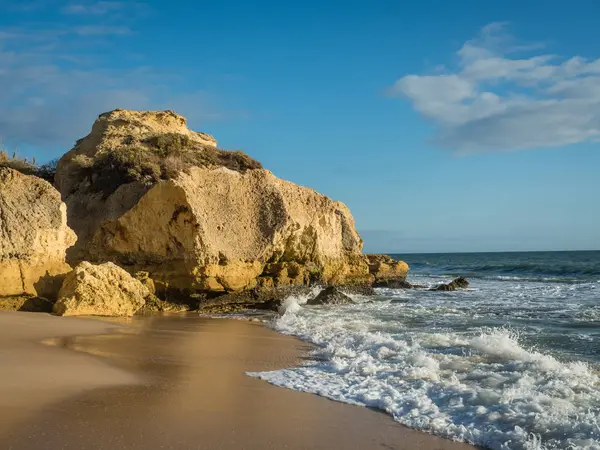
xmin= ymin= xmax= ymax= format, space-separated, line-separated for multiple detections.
xmin=307 ymin=286 xmax=355 ymax=305
xmin=431 ymin=277 xmax=469 ymax=292
xmin=53 ymin=262 xmax=151 ymax=316
xmin=56 ymin=110 xmax=371 ymax=295
xmin=0 ymin=168 xmax=76 ymax=298
xmin=366 ymin=254 xmax=409 ymax=283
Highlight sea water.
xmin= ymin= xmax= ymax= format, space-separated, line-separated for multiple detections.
xmin=248 ymin=251 xmax=600 ymax=450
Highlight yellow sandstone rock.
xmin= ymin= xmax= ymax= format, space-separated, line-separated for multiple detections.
xmin=56 ymin=110 xmax=372 ymax=293
xmin=0 ymin=168 xmax=76 ymax=298
xmin=88 ymin=167 xmax=371 ymax=291
xmin=53 ymin=262 xmax=150 ymax=316
xmin=366 ymin=254 xmax=410 ymax=282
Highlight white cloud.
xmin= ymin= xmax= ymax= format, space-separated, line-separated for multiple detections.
xmin=393 ymin=22 xmax=600 ymax=153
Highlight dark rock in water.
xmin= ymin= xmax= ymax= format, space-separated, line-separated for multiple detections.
xmin=339 ymin=284 xmax=376 ymax=296
xmin=247 ymin=299 xmax=281 ymax=311
xmin=196 ymin=283 xmax=368 ymax=313
xmin=197 ymin=285 xmax=313 ymax=313
xmin=372 ymin=278 xmax=427 ymax=289
xmin=373 ymin=279 xmax=424 ymax=289
xmin=431 ymin=277 xmax=469 ymax=291
xmin=307 ymin=287 xmax=356 ymax=305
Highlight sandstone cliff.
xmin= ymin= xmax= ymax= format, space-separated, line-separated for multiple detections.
xmin=56 ymin=110 xmax=371 ymax=296
xmin=87 ymin=166 xmax=370 ymax=292
xmin=0 ymin=168 xmax=76 ymax=298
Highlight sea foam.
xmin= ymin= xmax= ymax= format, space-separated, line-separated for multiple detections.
xmin=248 ymin=292 xmax=600 ymax=450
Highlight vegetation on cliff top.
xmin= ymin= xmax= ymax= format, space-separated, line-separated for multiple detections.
xmin=2 ymin=131 xmax=261 ymax=192
xmin=70 ymin=132 xmax=263 ymax=197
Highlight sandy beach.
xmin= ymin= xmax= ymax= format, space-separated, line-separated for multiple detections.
xmin=0 ymin=311 xmax=476 ymax=450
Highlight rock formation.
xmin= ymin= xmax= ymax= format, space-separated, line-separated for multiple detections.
xmin=367 ymin=254 xmax=409 ymax=285
xmin=56 ymin=110 xmax=372 ymax=298
xmin=0 ymin=168 xmax=76 ymax=298
xmin=432 ymin=277 xmax=469 ymax=291
xmin=53 ymin=262 xmax=152 ymax=316
xmin=374 ymin=279 xmax=418 ymax=289
xmin=55 ymin=109 xmax=256 ymax=261
xmin=306 ymin=286 xmax=355 ymax=305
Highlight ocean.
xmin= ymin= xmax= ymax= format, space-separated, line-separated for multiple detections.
xmin=249 ymin=251 xmax=600 ymax=450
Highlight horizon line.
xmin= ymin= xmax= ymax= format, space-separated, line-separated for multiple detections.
xmin=380 ymin=249 xmax=600 ymax=255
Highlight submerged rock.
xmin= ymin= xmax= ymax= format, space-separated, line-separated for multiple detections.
xmin=53 ymin=261 xmax=152 ymax=316
xmin=0 ymin=168 xmax=76 ymax=299
xmin=56 ymin=109 xmax=371 ymax=296
xmin=432 ymin=277 xmax=469 ymax=291
xmin=307 ymin=286 xmax=355 ymax=305
xmin=373 ymin=279 xmax=421 ymax=289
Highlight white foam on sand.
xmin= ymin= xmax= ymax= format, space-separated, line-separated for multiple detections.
xmin=248 ymin=298 xmax=600 ymax=450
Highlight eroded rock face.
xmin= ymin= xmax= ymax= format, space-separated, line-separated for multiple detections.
xmin=55 ymin=109 xmax=371 ymax=295
xmin=53 ymin=262 xmax=150 ymax=316
xmin=87 ymin=166 xmax=370 ymax=292
xmin=0 ymin=168 xmax=76 ymax=298
xmin=366 ymin=254 xmax=409 ymax=283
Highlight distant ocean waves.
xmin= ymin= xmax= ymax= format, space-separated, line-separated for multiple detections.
xmin=398 ymin=251 xmax=600 ymax=283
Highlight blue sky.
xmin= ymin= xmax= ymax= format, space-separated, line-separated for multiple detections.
xmin=1 ymin=0 xmax=599 ymax=253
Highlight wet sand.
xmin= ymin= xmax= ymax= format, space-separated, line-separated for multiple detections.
xmin=0 ymin=312 xmax=476 ymax=450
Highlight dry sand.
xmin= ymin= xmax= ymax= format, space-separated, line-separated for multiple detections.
xmin=0 ymin=312 xmax=477 ymax=450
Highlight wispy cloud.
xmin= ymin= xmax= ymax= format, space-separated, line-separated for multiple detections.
xmin=62 ymin=1 xmax=125 ymax=15
xmin=73 ymin=25 xmax=131 ymax=36
xmin=391 ymin=23 xmax=600 ymax=153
